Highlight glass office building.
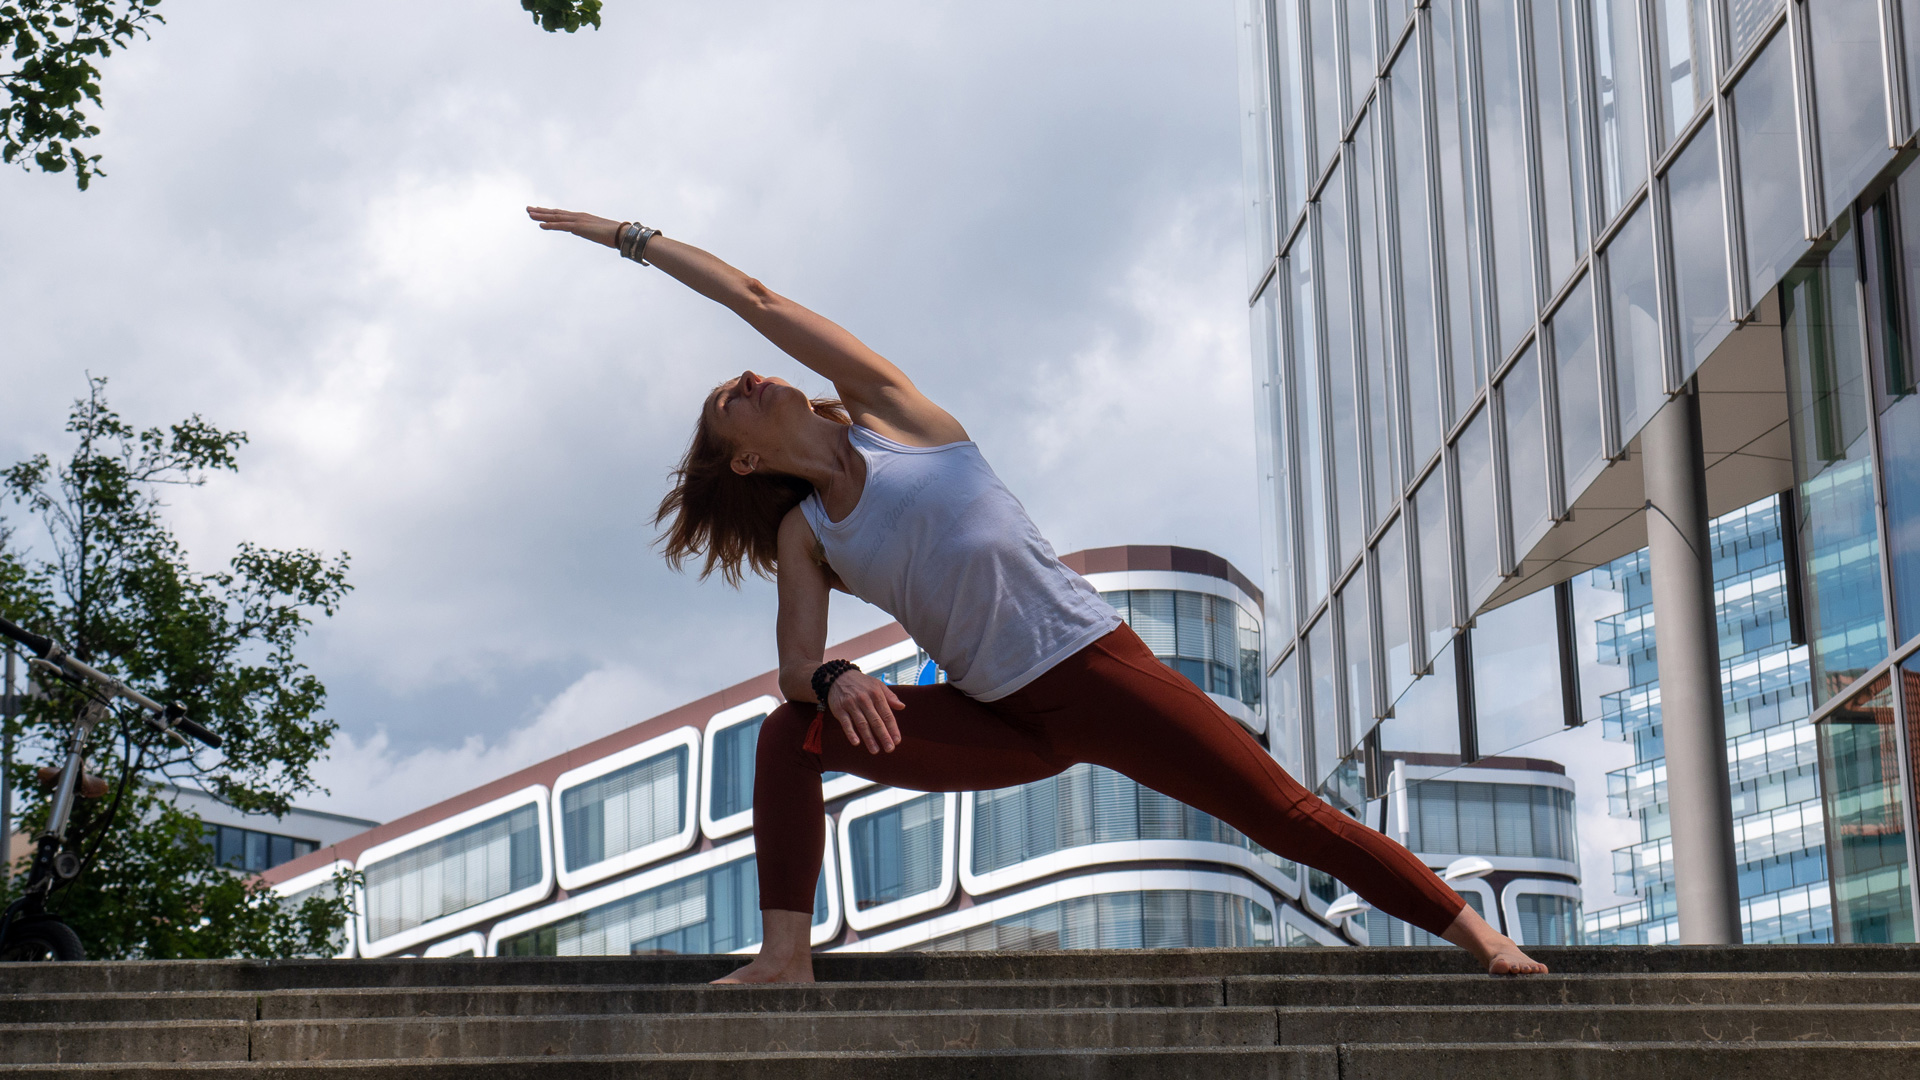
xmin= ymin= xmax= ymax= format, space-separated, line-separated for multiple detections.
xmin=1239 ymin=0 xmax=1920 ymax=941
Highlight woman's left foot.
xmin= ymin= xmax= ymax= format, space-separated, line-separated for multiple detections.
xmin=1485 ymin=943 xmax=1549 ymax=976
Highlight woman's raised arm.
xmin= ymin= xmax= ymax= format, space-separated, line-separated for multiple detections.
xmin=528 ymin=206 xmax=913 ymax=404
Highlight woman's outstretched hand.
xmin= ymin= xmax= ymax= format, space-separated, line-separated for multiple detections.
xmin=827 ymin=671 xmax=906 ymax=754
xmin=527 ymin=206 xmax=623 ymax=249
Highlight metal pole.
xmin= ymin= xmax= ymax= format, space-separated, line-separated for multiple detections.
xmin=2 ymin=644 xmax=15 ymax=891
xmin=1640 ymin=384 xmax=1742 ymax=942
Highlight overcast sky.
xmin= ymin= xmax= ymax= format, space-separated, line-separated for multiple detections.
xmin=0 ymin=0 xmax=1638 ymax=911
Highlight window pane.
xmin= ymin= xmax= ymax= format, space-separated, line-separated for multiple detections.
xmin=1882 ymin=169 xmax=1920 ymax=641
xmin=1503 ymin=343 xmax=1551 ymax=553
xmin=1378 ymin=634 xmax=1461 ymax=754
xmin=1354 ymin=110 xmax=1396 ymax=524
xmin=1471 ymin=589 xmax=1567 ymax=755
xmin=1607 ymin=201 xmax=1667 ymax=440
xmin=562 ymin=746 xmax=688 ymax=871
xmin=1432 ymin=0 xmax=1486 ymax=415
xmin=1240 ymin=0 xmax=1276 ymax=287
xmin=1274 ymin=0 xmax=1311 ymax=225
xmin=1781 ymin=218 xmax=1888 ymax=705
xmin=1253 ymin=289 xmax=1296 ymax=642
xmin=1809 ymin=0 xmax=1892 ymax=225
xmin=1321 ymin=172 xmax=1367 ymax=572
xmin=1725 ymin=0 xmax=1784 ymax=63
xmin=363 ymin=805 xmax=542 ymax=943
xmin=1478 ymin=0 xmax=1538 ymax=356
xmin=1340 ymin=576 xmax=1375 ymax=752
xmin=1270 ymin=649 xmax=1304 ymax=777
xmin=1309 ymin=0 xmax=1343 ymax=174
xmin=1293 ymin=229 xmax=1332 ymax=601
xmin=1908 ymin=3 xmax=1920 ymax=140
xmin=923 ymin=890 xmax=1276 ymax=952
xmin=1391 ymin=53 xmax=1444 ymax=470
xmin=1552 ymin=278 xmax=1607 ymax=495
xmin=1734 ymin=33 xmax=1806 ymax=302
xmin=1415 ymin=474 xmax=1455 ymax=659
xmin=1593 ymin=0 xmax=1649 ymax=221
xmin=710 ymin=714 xmax=765 ymax=821
xmin=1668 ymin=124 xmax=1734 ymax=374
xmin=1307 ymin=614 xmax=1339 ymax=786
xmin=1815 ymin=673 xmax=1913 ymax=942
xmin=1458 ymin=406 xmax=1501 ymax=607
xmin=850 ymin=793 xmax=946 ymax=910
xmin=1347 ymin=0 xmax=1375 ymax=113
xmin=1654 ymin=0 xmax=1712 ymax=145
xmin=1534 ymin=0 xmax=1590 ymax=288
xmin=1377 ymin=519 xmax=1414 ymax=704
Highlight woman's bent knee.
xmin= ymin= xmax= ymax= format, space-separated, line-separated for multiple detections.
xmin=758 ymin=702 xmax=822 ymax=771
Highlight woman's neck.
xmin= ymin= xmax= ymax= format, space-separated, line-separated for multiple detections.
xmin=765 ymin=417 xmax=862 ymax=498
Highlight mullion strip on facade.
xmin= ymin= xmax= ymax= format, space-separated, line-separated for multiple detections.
xmin=1310 ymin=199 xmax=1344 ymax=636
xmin=1878 ymin=0 xmax=1912 ymax=149
xmin=1460 ymin=0 xmax=1500 ymax=398
xmin=1788 ymin=0 xmax=1826 ymax=240
xmin=1342 ymin=128 xmax=1382 ymax=581
xmin=1378 ymin=56 xmax=1419 ymax=524
xmin=1707 ymin=0 xmax=1754 ymax=324
xmin=1277 ymin=251 xmax=1313 ymax=662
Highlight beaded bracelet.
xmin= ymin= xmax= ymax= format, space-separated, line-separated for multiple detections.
xmin=811 ymin=659 xmax=860 ymax=711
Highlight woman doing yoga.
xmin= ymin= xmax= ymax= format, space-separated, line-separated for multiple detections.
xmin=528 ymin=206 xmax=1549 ymax=982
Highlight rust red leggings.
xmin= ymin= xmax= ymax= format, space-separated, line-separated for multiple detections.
xmin=754 ymin=624 xmax=1467 ymax=938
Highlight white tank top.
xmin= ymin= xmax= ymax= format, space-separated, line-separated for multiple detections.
xmin=800 ymin=425 xmax=1120 ymax=701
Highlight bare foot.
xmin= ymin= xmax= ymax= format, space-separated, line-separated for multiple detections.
xmin=712 ymin=909 xmax=816 ymax=984
xmin=1485 ymin=942 xmax=1550 ymax=976
xmin=712 ymin=954 xmax=815 ymax=984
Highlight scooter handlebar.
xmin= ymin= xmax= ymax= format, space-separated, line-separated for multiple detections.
xmin=0 ymin=615 xmax=54 ymax=658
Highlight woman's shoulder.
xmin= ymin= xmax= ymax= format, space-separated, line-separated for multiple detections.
xmin=840 ymin=384 xmax=970 ymax=448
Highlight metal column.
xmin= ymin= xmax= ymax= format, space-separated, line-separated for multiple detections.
xmin=1640 ymin=386 xmax=1742 ymax=943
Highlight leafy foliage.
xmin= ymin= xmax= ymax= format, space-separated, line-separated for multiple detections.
xmin=0 ymin=0 xmax=164 ymax=189
xmin=1 ymin=377 xmax=354 ymax=958
xmin=3 ymin=0 xmax=603 ymax=189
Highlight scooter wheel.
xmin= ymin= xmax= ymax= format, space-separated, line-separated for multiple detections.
xmin=0 ymin=918 xmax=86 ymax=962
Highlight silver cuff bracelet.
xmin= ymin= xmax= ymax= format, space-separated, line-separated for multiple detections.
xmin=618 ymin=222 xmax=660 ymax=266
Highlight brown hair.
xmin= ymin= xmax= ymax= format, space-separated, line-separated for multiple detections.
xmin=654 ymin=393 xmax=851 ymax=586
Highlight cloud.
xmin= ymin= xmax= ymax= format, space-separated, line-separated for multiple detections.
xmin=306 ymin=664 xmax=679 ymax=823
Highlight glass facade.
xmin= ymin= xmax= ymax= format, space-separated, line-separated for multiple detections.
xmin=1103 ymin=589 xmax=1262 ymax=707
xmin=1405 ymin=780 xmax=1576 ymax=862
xmin=1582 ymin=497 xmax=1829 ymax=945
xmin=1243 ymin=0 xmax=1920 ymax=942
xmin=970 ymin=762 xmax=1295 ymax=878
xmin=923 ymin=890 xmax=1276 ymax=951
xmin=495 ymin=855 xmax=831 ymax=957
xmin=363 ymin=805 xmax=543 ymax=944
xmin=204 ymin=824 xmax=318 ymax=874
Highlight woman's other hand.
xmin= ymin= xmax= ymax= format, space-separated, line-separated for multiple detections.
xmin=527 ymin=206 xmax=623 ymax=249
xmin=827 ymin=671 xmax=906 ymax=754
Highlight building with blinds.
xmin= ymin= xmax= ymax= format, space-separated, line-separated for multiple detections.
xmin=1236 ymin=0 xmax=1920 ymax=944
xmin=275 ymin=545 xmax=1537 ymax=958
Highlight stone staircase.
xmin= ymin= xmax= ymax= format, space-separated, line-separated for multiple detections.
xmin=3 ymin=946 xmax=1917 ymax=1077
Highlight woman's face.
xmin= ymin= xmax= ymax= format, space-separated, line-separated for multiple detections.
xmin=705 ymin=370 xmax=807 ymax=465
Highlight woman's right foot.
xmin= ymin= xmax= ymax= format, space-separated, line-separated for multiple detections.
xmin=712 ymin=953 xmax=815 ymax=984
xmin=1484 ymin=941 xmax=1549 ymax=976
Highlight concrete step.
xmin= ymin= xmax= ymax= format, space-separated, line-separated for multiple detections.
xmin=2 ymin=1043 xmax=1919 ymax=1080
xmin=7 ymin=945 xmax=1919 ymax=994
xmin=0 ymin=977 xmax=1227 ymax=1024
xmin=1 ymin=1007 xmax=1280 ymax=1064
xmin=1226 ymin=971 xmax=1920 ymax=1007
xmin=1273 ymin=1002 xmax=1920 ymax=1043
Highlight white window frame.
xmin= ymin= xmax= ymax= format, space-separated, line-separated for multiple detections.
xmin=551 ymin=726 xmax=702 ymax=891
xmin=355 ymin=785 xmax=553 ymax=958
xmin=271 ymin=859 xmax=358 ymax=958
xmin=484 ymin=821 xmax=840 ymax=955
xmin=420 ymin=931 xmax=486 ymax=958
xmin=1280 ymin=902 xmax=1348 ymax=947
xmin=958 ymin=790 xmax=1302 ymax=902
xmin=1083 ymin=569 xmax=1267 ymax=733
xmin=837 ymin=786 xmax=959 ymax=932
xmin=1499 ymin=877 xmax=1583 ymax=945
xmin=832 ymin=867 xmax=1277 ymax=952
xmin=1395 ymin=763 xmax=1582 ymax=879
xmin=700 ymin=695 xmax=781 ymax=839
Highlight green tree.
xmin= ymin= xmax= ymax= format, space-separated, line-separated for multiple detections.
xmin=0 ymin=377 xmax=354 ymax=958
xmin=2 ymin=0 xmax=603 ymax=189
